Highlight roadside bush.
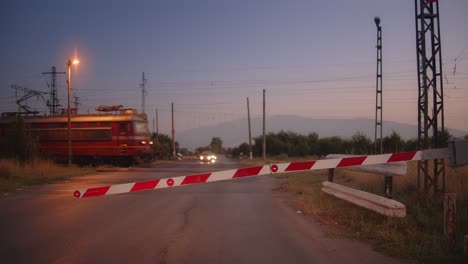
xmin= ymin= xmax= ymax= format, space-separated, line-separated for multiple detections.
xmin=2 ymin=116 xmax=38 ymax=163
xmin=151 ymin=133 xmax=178 ymax=160
xmin=231 ymin=130 xmax=434 ymax=158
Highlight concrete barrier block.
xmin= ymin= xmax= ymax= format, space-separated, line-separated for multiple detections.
xmin=321 ymin=181 xmax=406 ymax=217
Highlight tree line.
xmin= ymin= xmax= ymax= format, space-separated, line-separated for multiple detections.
xmin=228 ymin=130 xmax=457 ymax=158
xmin=150 ymin=135 xmax=224 ymax=159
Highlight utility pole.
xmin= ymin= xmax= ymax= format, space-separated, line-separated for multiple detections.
xmin=140 ymin=72 xmax=147 ymax=114
xmin=73 ymin=96 xmax=81 ymax=111
xmin=156 ymin=108 xmax=159 ymax=143
xmin=262 ymin=89 xmax=266 ymax=161
xmin=247 ymin=97 xmax=253 ymax=159
xmin=171 ymin=102 xmax=176 ymax=158
xmin=374 ymin=16 xmax=383 ymax=155
xmin=42 ymin=66 xmax=65 ymax=115
xmin=415 ymin=0 xmax=445 ymax=197
xmin=374 ymin=17 xmax=391 ymax=198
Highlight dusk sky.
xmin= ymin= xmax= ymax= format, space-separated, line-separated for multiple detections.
xmin=1 ymin=0 xmax=467 ymax=137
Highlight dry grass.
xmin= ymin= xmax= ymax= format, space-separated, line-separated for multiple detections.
xmin=335 ymin=161 xmax=468 ymax=199
xmin=271 ymin=159 xmax=468 ymax=263
xmin=0 ymin=158 xmax=94 ymax=192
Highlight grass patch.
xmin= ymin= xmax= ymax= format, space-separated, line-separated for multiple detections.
xmin=0 ymin=159 xmax=95 ymax=193
xmin=276 ymin=161 xmax=468 ymax=263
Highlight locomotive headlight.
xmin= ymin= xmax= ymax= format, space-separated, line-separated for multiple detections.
xmin=149 ymin=141 xmax=154 ymax=145
xmin=141 ymin=140 xmax=147 ymax=145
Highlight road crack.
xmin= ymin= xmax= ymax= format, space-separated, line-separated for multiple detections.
xmin=158 ymin=197 xmax=198 ymax=264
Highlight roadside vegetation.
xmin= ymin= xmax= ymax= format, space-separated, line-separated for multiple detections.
xmin=0 ymin=158 xmax=93 ymax=193
xmin=240 ymin=155 xmax=467 ymax=262
xmin=150 ymin=134 xmax=224 ymax=160
xmin=229 ymin=129 xmax=455 ymax=158
xmin=277 ymin=163 xmax=468 ymax=263
xmin=0 ymin=116 xmax=94 ymax=193
xmin=233 ymin=129 xmax=467 ymax=263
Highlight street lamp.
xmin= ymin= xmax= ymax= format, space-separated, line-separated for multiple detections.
xmin=374 ymin=16 xmax=381 ymax=29
xmin=67 ymin=58 xmax=79 ymax=167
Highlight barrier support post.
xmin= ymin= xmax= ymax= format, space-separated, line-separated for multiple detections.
xmin=444 ymin=193 xmax=456 ymax=252
xmin=328 ymin=168 xmax=334 ymax=182
xmin=464 ymin=235 xmax=468 ymax=256
xmin=384 ymin=175 xmax=393 ymax=199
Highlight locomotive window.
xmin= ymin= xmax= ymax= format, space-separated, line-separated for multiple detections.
xmin=119 ymin=123 xmax=127 ymax=133
xmin=134 ymin=122 xmax=148 ymax=133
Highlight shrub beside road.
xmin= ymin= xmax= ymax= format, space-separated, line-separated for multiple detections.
xmin=242 ymin=157 xmax=468 ymax=263
xmin=0 ymin=159 xmax=94 ymax=193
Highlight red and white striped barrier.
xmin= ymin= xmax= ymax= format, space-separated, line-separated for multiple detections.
xmin=73 ymin=148 xmax=448 ymax=199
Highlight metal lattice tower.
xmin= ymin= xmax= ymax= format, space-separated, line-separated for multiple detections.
xmin=11 ymin=84 xmax=47 ymax=114
xmin=374 ymin=17 xmax=383 ymax=154
xmin=414 ymin=0 xmax=445 ymax=196
xmin=73 ymin=96 xmax=81 ymax=110
xmin=43 ymin=66 xmax=66 ymax=115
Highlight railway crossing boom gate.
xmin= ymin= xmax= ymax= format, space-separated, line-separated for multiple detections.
xmin=74 ymin=141 xmax=467 ymax=201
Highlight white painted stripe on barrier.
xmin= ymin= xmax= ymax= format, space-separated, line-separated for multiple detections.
xmin=362 ymin=154 xmax=392 ymax=165
xmin=274 ymin=163 xmax=289 ymax=173
xmin=314 ymin=159 xmax=341 ymax=170
xmin=413 ymin=151 xmax=423 ymax=160
xmin=259 ymin=165 xmax=272 ymax=175
xmin=107 ymin=183 xmax=134 ymax=195
xmin=207 ymin=170 xmax=236 ymax=182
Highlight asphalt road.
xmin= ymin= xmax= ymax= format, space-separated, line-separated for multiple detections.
xmin=0 ymin=157 xmax=403 ymax=264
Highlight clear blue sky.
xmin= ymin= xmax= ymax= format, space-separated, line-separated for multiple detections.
xmin=1 ymin=0 xmax=467 ymax=136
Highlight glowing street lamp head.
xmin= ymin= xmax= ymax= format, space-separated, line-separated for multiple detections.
xmin=68 ymin=58 xmax=80 ymax=66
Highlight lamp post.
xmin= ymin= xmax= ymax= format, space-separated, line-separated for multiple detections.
xmin=67 ymin=59 xmax=79 ymax=167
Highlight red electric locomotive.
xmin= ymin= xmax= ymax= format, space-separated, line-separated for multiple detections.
xmin=0 ymin=106 xmax=154 ymax=165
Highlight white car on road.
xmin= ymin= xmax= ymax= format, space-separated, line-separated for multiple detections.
xmin=199 ymin=151 xmax=217 ymax=162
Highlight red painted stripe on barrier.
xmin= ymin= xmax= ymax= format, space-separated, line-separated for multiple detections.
xmin=387 ymin=151 xmax=417 ymax=162
xmin=337 ymin=156 xmax=367 ymax=167
xmin=233 ymin=166 xmax=263 ymax=178
xmin=82 ymin=186 xmax=110 ymax=198
xmin=181 ymin=173 xmax=211 ymax=185
xmin=285 ymin=161 xmax=316 ymax=171
xmin=130 ymin=179 xmax=160 ymax=192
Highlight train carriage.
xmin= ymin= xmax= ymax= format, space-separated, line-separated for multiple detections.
xmin=0 ymin=108 xmax=154 ymax=165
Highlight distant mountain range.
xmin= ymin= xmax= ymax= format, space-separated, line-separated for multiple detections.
xmin=176 ymin=115 xmax=467 ymax=149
